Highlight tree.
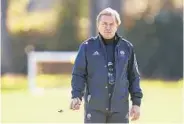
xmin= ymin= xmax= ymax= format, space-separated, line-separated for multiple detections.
xmin=1 ymin=0 xmax=13 ymax=74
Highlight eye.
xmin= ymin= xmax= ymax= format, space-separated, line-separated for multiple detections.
xmin=102 ymin=23 xmax=107 ymax=26
xmin=110 ymin=23 xmax=114 ymax=26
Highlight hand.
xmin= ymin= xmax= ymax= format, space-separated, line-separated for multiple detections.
xmin=70 ymin=97 xmax=81 ymax=110
xmin=130 ymin=105 xmax=140 ymax=121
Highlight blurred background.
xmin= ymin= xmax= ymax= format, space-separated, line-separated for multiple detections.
xmin=1 ymin=0 xmax=183 ymax=123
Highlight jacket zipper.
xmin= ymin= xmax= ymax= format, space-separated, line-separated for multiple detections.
xmin=110 ymin=41 xmax=121 ymax=111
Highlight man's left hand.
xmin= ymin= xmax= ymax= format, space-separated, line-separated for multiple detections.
xmin=130 ymin=105 xmax=140 ymax=121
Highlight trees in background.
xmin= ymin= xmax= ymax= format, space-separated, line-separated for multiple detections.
xmin=2 ymin=0 xmax=183 ymax=80
xmin=124 ymin=0 xmax=182 ymax=80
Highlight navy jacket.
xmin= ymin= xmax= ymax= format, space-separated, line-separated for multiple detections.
xmin=71 ymin=34 xmax=143 ymax=112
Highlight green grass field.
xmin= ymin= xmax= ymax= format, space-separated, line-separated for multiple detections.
xmin=1 ymin=75 xmax=183 ymax=123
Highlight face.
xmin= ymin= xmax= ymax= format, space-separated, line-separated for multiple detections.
xmin=97 ymin=15 xmax=118 ymax=39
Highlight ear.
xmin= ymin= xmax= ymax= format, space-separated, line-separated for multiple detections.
xmin=115 ymin=22 xmax=119 ymax=28
xmin=115 ymin=24 xmax=119 ymax=30
xmin=96 ymin=23 xmax=99 ymax=30
xmin=96 ymin=22 xmax=99 ymax=28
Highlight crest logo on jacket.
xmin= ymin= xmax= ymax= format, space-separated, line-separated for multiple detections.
xmin=120 ymin=50 xmax=125 ymax=56
xmin=87 ymin=113 xmax=91 ymax=120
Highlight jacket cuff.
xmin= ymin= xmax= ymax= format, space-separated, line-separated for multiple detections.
xmin=132 ymin=98 xmax=141 ymax=106
xmin=71 ymin=91 xmax=83 ymax=100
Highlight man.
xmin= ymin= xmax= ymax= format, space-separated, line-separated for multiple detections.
xmin=70 ymin=7 xmax=143 ymax=123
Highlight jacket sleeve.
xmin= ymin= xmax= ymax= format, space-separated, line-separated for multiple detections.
xmin=71 ymin=42 xmax=87 ymax=100
xmin=128 ymin=45 xmax=143 ymax=106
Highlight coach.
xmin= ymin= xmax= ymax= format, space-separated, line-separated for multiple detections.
xmin=70 ymin=7 xmax=143 ymax=123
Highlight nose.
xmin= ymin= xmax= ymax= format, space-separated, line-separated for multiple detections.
xmin=106 ymin=25 xmax=111 ymax=30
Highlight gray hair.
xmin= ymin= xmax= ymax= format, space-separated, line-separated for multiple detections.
xmin=96 ymin=7 xmax=121 ymax=26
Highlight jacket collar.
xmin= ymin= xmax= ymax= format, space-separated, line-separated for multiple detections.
xmin=98 ymin=33 xmax=120 ymax=47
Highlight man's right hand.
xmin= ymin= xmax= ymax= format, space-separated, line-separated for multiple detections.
xmin=70 ymin=97 xmax=81 ymax=110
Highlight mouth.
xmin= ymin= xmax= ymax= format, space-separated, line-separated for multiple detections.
xmin=104 ymin=32 xmax=111 ymax=34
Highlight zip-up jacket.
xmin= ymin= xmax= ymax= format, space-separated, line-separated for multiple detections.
xmin=71 ymin=34 xmax=143 ymax=112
